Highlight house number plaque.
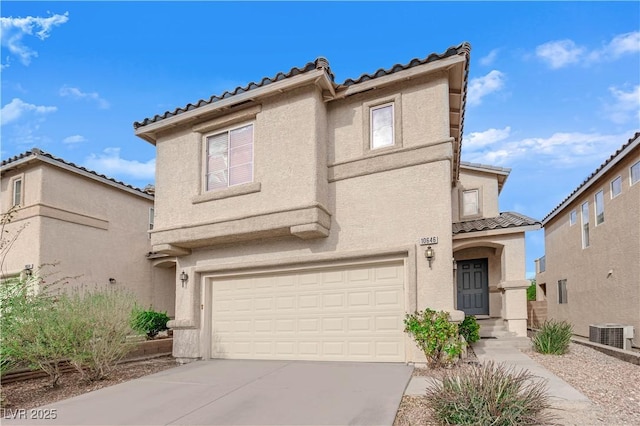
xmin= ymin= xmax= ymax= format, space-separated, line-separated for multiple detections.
xmin=419 ymin=236 xmax=438 ymax=245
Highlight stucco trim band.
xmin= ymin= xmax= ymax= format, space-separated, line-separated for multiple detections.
xmin=15 ymin=203 xmax=108 ymax=230
xmin=191 ymin=182 xmax=262 ymax=204
xmin=151 ymin=203 xmax=331 ymax=249
xmin=328 ymin=138 xmax=453 ymax=182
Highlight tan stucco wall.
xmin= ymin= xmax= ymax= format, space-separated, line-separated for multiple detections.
xmin=153 ymin=75 xmax=459 ymax=362
xmin=1 ymin=162 xmax=175 ymax=315
xmin=538 ymin=148 xmax=640 ymax=342
xmin=452 ymin=168 xmax=500 ymax=222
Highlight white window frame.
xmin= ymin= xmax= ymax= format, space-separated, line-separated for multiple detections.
xmin=581 ymin=201 xmax=590 ymax=248
xmin=594 ymin=190 xmax=604 ymax=225
xmin=557 ymin=279 xmax=567 ymax=304
xmin=370 ymin=102 xmax=395 ymax=150
xmin=461 ymin=188 xmax=481 ymax=218
xmin=12 ymin=177 xmax=23 ymax=206
xmin=631 ymin=161 xmax=640 ymax=186
xmin=148 ymin=207 xmax=154 ymax=238
xmin=610 ymin=176 xmax=622 ymax=198
xmin=569 ymin=209 xmax=577 ymax=226
xmin=204 ymin=123 xmax=254 ymax=192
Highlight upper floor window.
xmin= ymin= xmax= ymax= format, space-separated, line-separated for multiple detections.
xmin=462 ymin=189 xmax=480 ymax=217
xmin=370 ymin=103 xmax=394 ymax=149
xmin=610 ymin=176 xmax=622 ymax=198
xmin=12 ymin=178 xmax=22 ymax=206
xmin=206 ymin=124 xmax=254 ymax=191
xmin=569 ymin=209 xmax=576 ymax=226
xmin=581 ymin=201 xmax=590 ymax=248
xmin=631 ymin=161 xmax=640 ymax=186
xmin=148 ymin=207 xmax=154 ymax=238
xmin=557 ymin=279 xmax=568 ymax=304
xmin=594 ymin=190 xmax=604 ymax=225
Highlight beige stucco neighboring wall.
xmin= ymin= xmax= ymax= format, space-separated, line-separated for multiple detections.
xmin=538 ymin=147 xmax=640 ymax=342
xmin=1 ymin=161 xmax=175 ymax=316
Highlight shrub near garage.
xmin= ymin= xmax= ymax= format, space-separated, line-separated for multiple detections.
xmin=130 ymin=307 xmax=170 ymax=339
xmin=404 ymin=309 xmax=464 ymax=368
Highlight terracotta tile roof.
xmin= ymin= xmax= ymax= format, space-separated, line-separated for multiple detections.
xmin=133 ymin=42 xmax=471 ymax=130
xmin=342 ymin=42 xmax=470 ymax=86
xmin=1 ymin=148 xmax=153 ymax=196
xmin=542 ymin=131 xmax=640 ymax=223
xmin=452 ymin=212 xmax=541 ymax=235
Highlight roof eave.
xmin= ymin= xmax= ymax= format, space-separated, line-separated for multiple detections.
xmin=453 ymin=223 xmax=541 ymax=240
xmin=542 ymin=135 xmax=640 ymax=225
xmin=135 ymin=69 xmax=334 ymax=145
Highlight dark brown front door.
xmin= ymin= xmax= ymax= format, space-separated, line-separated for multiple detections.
xmin=457 ymin=259 xmax=489 ymax=316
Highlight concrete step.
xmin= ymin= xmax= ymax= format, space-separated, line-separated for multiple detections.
xmin=474 ymin=336 xmax=532 ymax=351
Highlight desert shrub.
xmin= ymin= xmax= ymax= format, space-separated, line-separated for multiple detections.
xmin=532 ymin=320 xmax=573 ymax=355
xmin=425 ymin=361 xmax=554 ymax=425
xmin=404 ymin=309 xmax=464 ymax=368
xmin=61 ymin=288 xmax=138 ymax=381
xmin=459 ymin=315 xmax=480 ymax=344
xmin=130 ymin=307 xmax=170 ymax=339
xmin=1 ymin=278 xmax=71 ymax=387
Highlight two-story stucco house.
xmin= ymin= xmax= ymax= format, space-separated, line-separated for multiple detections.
xmin=0 ymin=149 xmax=175 ymax=316
xmin=134 ymin=43 xmax=539 ymax=363
xmin=536 ymin=132 xmax=640 ymax=347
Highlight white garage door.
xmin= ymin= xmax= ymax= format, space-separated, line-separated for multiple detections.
xmin=210 ymin=261 xmax=405 ymax=362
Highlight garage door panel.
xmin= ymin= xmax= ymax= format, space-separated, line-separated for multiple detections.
xmin=211 ymin=262 xmax=405 ymax=362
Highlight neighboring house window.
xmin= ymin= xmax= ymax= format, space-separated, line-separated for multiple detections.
xmin=557 ymin=279 xmax=567 ymax=304
xmin=370 ymin=103 xmax=394 ymax=149
xmin=581 ymin=202 xmax=590 ymax=248
xmin=206 ymin=124 xmax=254 ymax=191
xmin=148 ymin=207 xmax=154 ymax=238
xmin=631 ymin=161 xmax=640 ymax=185
xmin=569 ymin=209 xmax=576 ymax=226
xmin=594 ymin=190 xmax=604 ymax=225
xmin=462 ymin=189 xmax=480 ymax=216
xmin=610 ymin=176 xmax=622 ymax=198
xmin=12 ymin=178 xmax=22 ymax=206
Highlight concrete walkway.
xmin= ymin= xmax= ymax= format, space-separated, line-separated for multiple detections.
xmin=3 ymin=360 xmax=413 ymax=426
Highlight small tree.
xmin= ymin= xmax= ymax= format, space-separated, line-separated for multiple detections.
xmin=404 ymin=309 xmax=464 ymax=368
xmin=527 ymin=279 xmax=537 ymax=301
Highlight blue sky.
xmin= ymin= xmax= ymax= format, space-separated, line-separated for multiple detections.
xmin=2 ymin=1 xmax=639 ymax=277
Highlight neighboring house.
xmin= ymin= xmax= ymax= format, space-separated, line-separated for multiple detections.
xmin=134 ymin=42 xmax=538 ymax=364
xmin=536 ymin=133 xmax=640 ymax=346
xmin=0 ymin=149 xmax=175 ymax=316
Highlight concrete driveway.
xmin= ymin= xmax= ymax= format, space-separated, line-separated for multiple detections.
xmin=4 ymin=359 xmax=413 ymax=426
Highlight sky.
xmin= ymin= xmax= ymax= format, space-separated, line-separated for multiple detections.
xmin=1 ymin=1 xmax=639 ymax=278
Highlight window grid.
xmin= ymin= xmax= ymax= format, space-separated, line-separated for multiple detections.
xmin=462 ymin=189 xmax=480 ymax=217
xmin=12 ymin=178 xmax=22 ymax=206
xmin=558 ymin=279 xmax=568 ymax=304
xmin=631 ymin=161 xmax=640 ymax=186
xmin=569 ymin=209 xmax=577 ymax=226
xmin=370 ymin=103 xmax=394 ymax=149
xmin=206 ymin=124 xmax=254 ymax=191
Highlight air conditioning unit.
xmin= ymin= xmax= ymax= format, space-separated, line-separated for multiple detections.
xmin=589 ymin=324 xmax=634 ymax=350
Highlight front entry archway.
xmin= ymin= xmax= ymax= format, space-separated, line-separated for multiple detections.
xmin=456 ymin=258 xmax=489 ymax=316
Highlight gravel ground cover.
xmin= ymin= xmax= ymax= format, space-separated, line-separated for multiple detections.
xmin=395 ymin=342 xmax=640 ymax=425
xmin=1 ymin=356 xmax=177 ymax=411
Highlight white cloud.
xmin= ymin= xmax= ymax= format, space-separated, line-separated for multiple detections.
xmin=465 ymin=126 xmax=511 ymax=151
xmin=603 ymin=85 xmax=640 ymax=124
xmin=84 ymin=148 xmax=155 ymax=181
xmin=63 ymin=135 xmax=87 ymax=144
xmin=536 ymin=31 xmax=640 ymax=69
xmin=535 ymin=40 xmax=584 ymax=69
xmin=463 ymin=130 xmax=630 ymax=168
xmin=479 ymin=49 xmax=500 ymax=66
xmin=59 ymin=86 xmax=110 ymax=109
xmin=1 ymin=98 xmax=57 ymax=126
xmin=467 ymin=70 xmax=505 ymax=106
xmin=0 ymin=12 xmax=69 ymax=66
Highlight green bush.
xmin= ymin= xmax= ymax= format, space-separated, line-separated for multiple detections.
xmin=527 ymin=282 xmax=537 ymax=301
xmin=532 ymin=320 xmax=573 ymax=355
xmin=404 ymin=309 xmax=464 ymax=368
xmin=425 ymin=361 xmax=554 ymax=425
xmin=130 ymin=307 xmax=170 ymax=339
xmin=459 ymin=315 xmax=480 ymax=344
